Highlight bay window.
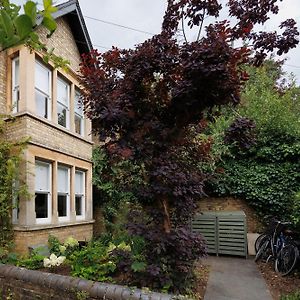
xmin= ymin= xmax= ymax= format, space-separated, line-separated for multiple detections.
xmin=12 ymin=57 xmax=20 ymax=113
xmin=75 ymin=170 xmax=85 ymax=219
xmin=57 ymin=78 xmax=70 ymax=128
xmin=74 ymin=90 xmax=84 ymax=135
xmin=35 ymin=61 xmax=52 ymax=119
xmin=35 ymin=161 xmax=51 ymax=224
xmin=57 ymin=166 xmax=70 ymax=222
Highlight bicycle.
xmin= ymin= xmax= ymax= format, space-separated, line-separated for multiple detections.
xmin=255 ymin=219 xmax=299 ymax=276
xmin=255 ymin=220 xmax=291 ymax=263
xmin=275 ymin=235 xmax=299 ymax=276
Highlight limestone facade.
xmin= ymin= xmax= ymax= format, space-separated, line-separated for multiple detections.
xmin=0 ymin=16 xmax=94 ymax=254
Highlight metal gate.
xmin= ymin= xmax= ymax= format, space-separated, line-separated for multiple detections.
xmin=192 ymin=211 xmax=247 ymax=257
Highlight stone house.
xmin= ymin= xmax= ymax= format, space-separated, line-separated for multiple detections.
xmin=0 ymin=0 xmax=94 ymax=253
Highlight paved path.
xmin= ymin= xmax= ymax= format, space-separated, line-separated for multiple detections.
xmin=204 ymin=256 xmax=273 ymax=300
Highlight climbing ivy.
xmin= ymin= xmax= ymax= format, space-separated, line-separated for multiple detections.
xmin=0 ymin=116 xmax=28 ymax=252
xmin=208 ymin=62 xmax=300 ymax=221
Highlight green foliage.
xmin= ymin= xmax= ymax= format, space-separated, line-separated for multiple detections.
xmin=241 ymin=65 xmax=300 ymax=138
xmin=0 ymin=0 xmax=56 ymax=48
xmin=69 ymin=240 xmax=116 ymax=282
xmin=92 ymin=148 xmax=142 ymax=229
xmin=16 ymin=249 xmax=45 ymax=269
xmin=0 ymin=116 xmax=28 ymax=251
xmin=0 ymin=0 xmax=69 ymax=69
xmin=208 ymin=62 xmax=300 ymax=221
xmin=48 ymin=234 xmax=61 ymax=256
xmin=291 ymin=192 xmax=300 ymax=227
xmin=75 ymin=291 xmax=89 ymax=300
xmin=131 ymin=261 xmax=147 ymax=272
xmin=281 ymin=291 xmax=300 ymax=300
xmin=212 ymin=159 xmax=300 ymax=218
xmin=48 ymin=235 xmax=80 ymax=258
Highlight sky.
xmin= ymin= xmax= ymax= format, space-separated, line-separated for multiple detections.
xmin=14 ymin=0 xmax=300 ymax=83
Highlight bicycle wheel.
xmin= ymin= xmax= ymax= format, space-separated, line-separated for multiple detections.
xmin=255 ymin=238 xmax=270 ymax=262
xmin=275 ymin=244 xmax=299 ymax=276
xmin=255 ymin=234 xmax=267 ymax=253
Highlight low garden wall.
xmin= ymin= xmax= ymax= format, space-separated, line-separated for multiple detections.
xmin=0 ymin=264 xmax=173 ymax=300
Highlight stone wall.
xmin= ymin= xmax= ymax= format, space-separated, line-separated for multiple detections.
xmin=37 ymin=17 xmax=81 ymax=73
xmin=14 ymin=222 xmax=94 ymax=254
xmin=5 ymin=113 xmax=92 ymax=161
xmin=0 ymin=265 xmax=172 ymax=300
xmin=197 ymin=197 xmax=263 ymax=233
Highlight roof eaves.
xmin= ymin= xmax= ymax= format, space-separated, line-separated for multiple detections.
xmin=36 ymin=0 xmax=93 ymax=54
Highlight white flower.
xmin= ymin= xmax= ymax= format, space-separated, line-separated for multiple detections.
xmin=49 ymin=253 xmax=58 ymax=263
xmin=43 ymin=258 xmax=51 ymax=268
xmin=43 ymin=253 xmax=66 ymax=268
xmin=56 ymin=256 xmax=66 ymax=266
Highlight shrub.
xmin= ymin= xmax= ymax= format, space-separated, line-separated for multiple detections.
xmin=208 ymin=63 xmax=300 ymax=220
xmin=281 ymin=291 xmax=300 ymax=300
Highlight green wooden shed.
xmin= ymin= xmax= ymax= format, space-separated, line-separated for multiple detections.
xmin=192 ymin=211 xmax=248 ymax=258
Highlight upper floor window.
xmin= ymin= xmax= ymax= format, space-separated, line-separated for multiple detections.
xmin=74 ymin=90 xmax=84 ymax=135
xmin=35 ymin=161 xmax=52 ymax=224
xmin=57 ymin=77 xmax=70 ymax=128
xmin=35 ymin=61 xmax=51 ymax=120
xmin=12 ymin=57 xmax=20 ymax=113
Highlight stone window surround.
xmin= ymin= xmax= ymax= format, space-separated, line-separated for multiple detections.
xmin=32 ymin=157 xmax=88 ymax=226
xmin=7 ymin=46 xmax=90 ymax=139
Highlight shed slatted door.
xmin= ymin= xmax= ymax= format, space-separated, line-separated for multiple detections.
xmin=218 ymin=215 xmax=247 ymax=257
xmin=192 ymin=211 xmax=247 ymax=258
xmin=192 ymin=214 xmax=217 ymax=254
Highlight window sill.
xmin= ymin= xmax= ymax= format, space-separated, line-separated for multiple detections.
xmin=13 ymin=219 xmax=95 ymax=231
xmin=7 ymin=111 xmax=93 ymax=145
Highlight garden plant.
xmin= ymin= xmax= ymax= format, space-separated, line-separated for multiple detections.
xmin=81 ymin=0 xmax=299 ymax=293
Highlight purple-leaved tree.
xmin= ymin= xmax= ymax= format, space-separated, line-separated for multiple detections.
xmin=81 ymin=0 xmax=298 ymax=291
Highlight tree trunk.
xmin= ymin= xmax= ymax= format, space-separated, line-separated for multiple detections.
xmin=161 ymin=197 xmax=171 ymax=233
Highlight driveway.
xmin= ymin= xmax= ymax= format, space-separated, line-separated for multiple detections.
xmin=204 ymin=256 xmax=273 ymax=300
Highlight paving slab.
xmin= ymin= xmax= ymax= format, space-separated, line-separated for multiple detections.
xmin=204 ymin=256 xmax=273 ymax=300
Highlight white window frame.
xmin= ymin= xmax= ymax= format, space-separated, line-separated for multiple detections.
xmin=74 ymin=90 xmax=84 ymax=136
xmin=75 ymin=170 xmax=85 ymax=220
xmin=57 ymin=77 xmax=70 ymax=129
xmin=35 ymin=61 xmax=52 ymax=120
xmin=35 ymin=161 xmax=52 ymax=225
xmin=57 ymin=165 xmax=70 ymax=222
xmin=12 ymin=57 xmax=20 ymax=113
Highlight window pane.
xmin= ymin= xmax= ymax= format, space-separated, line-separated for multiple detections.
xmin=35 ymin=90 xmax=48 ymax=118
xmin=35 ymin=193 xmax=48 ymax=218
xmin=35 ymin=62 xmax=50 ymax=94
xmin=57 ymin=167 xmax=68 ymax=193
xmin=57 ymin=78 xmax=69 ymax=106
xmin=75 ymin=91 xmax=83 ymax=115
xmin=75 ymin=114 xmax=82 ymax=135
xmin=13 ymin=58 xmax=19 ymax=88
xmin=75 ymin=171 xmax=84 ymax=194
xmin=35 ymin=162 xmax=50 ymax=191
xmin=58 ymin=194 xmax=67 ymax=217
xmin=75 ymin=195 xmax=82 ymax=216
xmin=57 ymin=103 xmax=67 ymax=127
